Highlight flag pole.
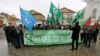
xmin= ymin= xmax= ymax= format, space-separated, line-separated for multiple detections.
xmin=58 ymin=2 xmax=60 ymax=9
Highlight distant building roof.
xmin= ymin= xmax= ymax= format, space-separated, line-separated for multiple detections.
xmin=60 ymin=7 xmax=75 ymax=13
xmin=30 ymin=10 xmax=45 ymax=21
xmin=0 ymin=14 xmax=5 ymax=18
xmin=30 ymin=10 xmax=45 ymax=18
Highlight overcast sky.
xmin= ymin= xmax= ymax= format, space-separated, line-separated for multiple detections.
xmin=0 ymin=0 xmax=86 ymax=19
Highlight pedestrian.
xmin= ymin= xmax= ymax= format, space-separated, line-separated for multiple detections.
xmin=13 ymin=25 xmax=21 ymax=49
xmin=6 ymin=23 xmax=14 ymax=46
xmin=19 ymin=24 xmax=24 ymax=46
xmin=93 ymin=28 xmax=99 ymax=43
xmin=85 ymin=26 xmax=93 ymax=48
xmin=3 ymin=24 xmax=10 ymax=43
xmin=80 ymin=25 xmax=88 ymax=44
xmin=70 ymin=22 xmax=81 ymax=50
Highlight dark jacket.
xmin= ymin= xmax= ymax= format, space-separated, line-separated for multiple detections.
xmin=19 ymin=28 xmax=24 ymax=37
xmin=13 ymin=28 xmax=20 ymax=39
xmin=70 ymin=24 xmax=81 ymax=39
xmin=6 ymin=26 xmax=13 ymax=39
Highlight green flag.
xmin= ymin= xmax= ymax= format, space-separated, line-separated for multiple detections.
xmin=46 ymin=14 xmax=51 ymax=25
xmin=80 ymin=19 xmax=87 ymax=28
xmin=59 ymin=13 xmax=64 ymax=24
xmin=80 ymin=17 xmax=90 ymax=28
xmin=47 ymin=2 xmax=56 ymax=26
xmin=70 ymin=9 xmax=84 ymax=24
xmin=47 ymin=2 xmax=62 ymax=26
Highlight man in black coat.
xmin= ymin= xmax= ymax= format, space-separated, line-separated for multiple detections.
xmin=70 ymin=22 xmax=81 ymax=50
xmin=19 ymin=24 xmax=24 ymax=46
xmin=85 ymin=26 xmax=93 ymax=48
xmin=13 ymin=26 xmax=21 ymax=49
xmin=3 ymin=23 xmax=14 ymax=45
xmin=93 ymin=28 xmax=99 ymax=43
xmin=81 ymin=25 xmax=87 ymax=44
xmin=3 ymin=24 xmax=10 ymax=43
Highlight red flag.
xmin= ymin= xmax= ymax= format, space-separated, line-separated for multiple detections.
xmin=85 ymin=17 xmax=91 ymax=26
xmin=94 ymin=19 xmax=99 ymax=29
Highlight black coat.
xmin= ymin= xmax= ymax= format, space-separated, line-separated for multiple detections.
xmin=5 ymin=26 xmax=14 ymax=39
xmin=70 ymin=25 xmax=81 ymax=39
xmin=13 ymin=28 xmax=20 ymax=39
xmin=19 ymin=28 xmax=24 ymax=37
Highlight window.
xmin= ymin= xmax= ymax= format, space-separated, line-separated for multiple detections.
xmin=92 ymin=8 xmax=97 ymax=19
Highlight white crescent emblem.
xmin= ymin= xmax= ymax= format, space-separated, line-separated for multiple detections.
xmin=25 ymin=17 xmax=30 ymax=24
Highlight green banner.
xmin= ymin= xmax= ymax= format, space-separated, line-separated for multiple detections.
xmin=24 ymin=30 xmax=81 ymax=45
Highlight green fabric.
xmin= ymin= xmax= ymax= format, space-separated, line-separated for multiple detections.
xmin=70 ymin=10 xmax=84 ymax=24
xmin=80 ymin=17 xmax=90 ymax=28
xmin=24 ymin=29 xmax=81 ymax=45
xmin=46 ymin=2 xmax=62 ymax=26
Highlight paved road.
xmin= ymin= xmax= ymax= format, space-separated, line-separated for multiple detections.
xmin=0 ymin=27 xmax=100 ymax=56
xmin=0 ymin=28 xmax=8 ymax=56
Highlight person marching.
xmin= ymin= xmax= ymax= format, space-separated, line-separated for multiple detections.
xmin=85 ymin=26 xmax=93 ymax=48
xmin=19 ymin=24 xmax=24 ymax=46
xmin=80 ymin=25 xmax=88 ymax=44
xmin=70 ymin=22 xmax=81 ymax=50
xmin=3 ymin=24 xmax=10 ymax=43
xmin=93 ymin=27 xmax=99 ymax=43
xmin=13 ymin=25 xmax=21 ymax=49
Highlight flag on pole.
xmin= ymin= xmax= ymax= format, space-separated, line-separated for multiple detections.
xmin=59 ymin=14 xmax=63 ymax=24
xmin=20 ymin=7 xmax=37 ymax=31
xmin=46 ymin=14 xmax=50 ymax=24
xmin=58 ymin=3 xmax=63 ymax=25
xmin=46 ymin=2 xmax=62 ymax=26
xmin=70 ymin=9 xmax=84 ymax=24
xmin=84 ymin=17 xmax=91 ymax=26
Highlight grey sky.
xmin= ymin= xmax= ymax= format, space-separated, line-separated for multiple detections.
xmin=0 ymin=0 xmax=86 ymax=19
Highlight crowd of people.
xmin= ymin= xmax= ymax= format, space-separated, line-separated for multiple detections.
xmin=34 ymin=20 xmax=70 ymax=30
xmin=3 ymin=23 xmax=24 ymax=49
xmin=34 ymin=23 xmax=69 ymax=30
xmin=2 ymin=21 xmax=99 ymax=50
xmin=80 ymin=25 xmax=99 ymax=48
xmin=69 ymin=22 xmax=99 ymax=51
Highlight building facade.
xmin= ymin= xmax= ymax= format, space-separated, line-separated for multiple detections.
xmin=60 ymin=7 xmax=75 ymax=25
xmin=30 ymin=10 xmax=45 ymax=24
xmin=0 ymin=13 xmax=21 ymax=26
xmin=0 ymin=15 xmax=4 ymax=27
xmin=83 ymin=0 xmax=100 ymax=25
